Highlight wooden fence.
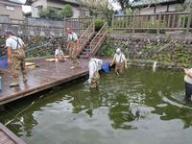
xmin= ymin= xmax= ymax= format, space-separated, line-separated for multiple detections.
xmin=0 ymin=17 xmax=93 ymax=57
xmin=112 ymin=12 xmax=192 ymax=33
xmin=0 ymin=17 xmax=93 ymax=38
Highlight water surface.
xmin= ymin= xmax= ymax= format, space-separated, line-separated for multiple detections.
xmin=1 ymin=67 xmax=192 ymax=144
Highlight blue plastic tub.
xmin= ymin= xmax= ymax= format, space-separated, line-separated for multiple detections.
xmin=102 ymin=63 xmax=111 ymax=73
xmin=0 ymin=56 xmax=8 ymax=69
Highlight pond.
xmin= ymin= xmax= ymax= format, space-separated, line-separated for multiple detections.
xmin=1 ymin=67 xmax=192 ymax=144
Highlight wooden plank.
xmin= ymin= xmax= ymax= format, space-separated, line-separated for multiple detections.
xmin=0 ymin=59 xmax=89 ymax=106
xmin=0 ymin=123 xmax=26 ymax=144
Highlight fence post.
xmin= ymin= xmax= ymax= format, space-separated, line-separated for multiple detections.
xmin=93 ymin=16 xmax=95 ymax=32
xmin=157 ymin=13 xmax=160 ymax=35
xmin=112 ymin=14 xmax=114 ymax=29
xmin=187 ymin=11 xmax=192 ymax=34
xmin=23 ymin=17 xmax=28 ymax=43
xmin=132 ymin=15 xmax=135 ymax=33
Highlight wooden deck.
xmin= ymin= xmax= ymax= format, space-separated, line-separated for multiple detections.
xmin=0 ymin=58 xmax=89 ymax=106
xmin=0 ymin=123 xmax=26 ymax=144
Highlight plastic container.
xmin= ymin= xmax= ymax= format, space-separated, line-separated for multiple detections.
xmin=102 ymin=63 xmax=111 ymax=73
xmin=0 ymin=56 xmax=8 ymax=70
xmin=0 ymin=76 xmax=2 ymax=91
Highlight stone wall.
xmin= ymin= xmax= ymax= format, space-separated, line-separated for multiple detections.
xmin=100 ymin=33 xmax=192 ymax=68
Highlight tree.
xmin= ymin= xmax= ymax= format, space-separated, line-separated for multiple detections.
xmin=184 ymin=0 xmax=192 ymax=12
xmin=61 ymin=4 xmax=73 ymax=18
xmin=80 ymin=0 xmax=114 ymax=25
xmin=39 ymin=8 xmax=62 ymax=20
xmin=113 ymin=0 xmax=131 ymax=11
xmin=80 ymin=0 xmax=113 ymax=17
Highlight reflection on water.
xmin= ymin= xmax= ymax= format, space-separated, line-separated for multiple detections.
xmin=1 ymin=67 xmax=192 ymax=144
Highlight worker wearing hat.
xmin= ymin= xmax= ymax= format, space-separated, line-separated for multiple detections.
xmin=111 ymin=48 xmax=128 ymax=75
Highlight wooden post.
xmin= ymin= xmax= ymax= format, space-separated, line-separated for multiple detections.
xmin=157 ymin=13 xmax=160 ymax=34
xmin=187 ymin=11 xmax=192 ymax=34
xmin=172 ymin=14 xmax=176 ymax=28
xmin=132 ymin=15 xmax=135 ymax=33
xmin=112 ymin=14 xmax=114 ymax=29
xmin=168 ymin=14 xmax=171 ymax=28
xmin=93 ymin=16 xmax=95 ymax=32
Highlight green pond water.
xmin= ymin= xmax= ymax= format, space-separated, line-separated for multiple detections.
xmin=1 ymin=67 xmax=192 ymax=144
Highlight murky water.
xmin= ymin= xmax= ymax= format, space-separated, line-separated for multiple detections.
xmin=1 ymin=67 xmax=192 ymax=144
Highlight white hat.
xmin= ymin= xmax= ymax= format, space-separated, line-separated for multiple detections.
xmin=116 ymin=48 xmax=121 ymax=53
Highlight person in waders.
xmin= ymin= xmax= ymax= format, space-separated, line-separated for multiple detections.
xmin=184 ymin=68 xmax=192 ymax=101
xmin=111 ymin=48 xmax=128 ymax=76
xmin=88 ymin=57 xmax=103 ymax=89
xmin=66 ymin=28 xmax=80 ymax=69
xmin=4 ymin=31 xmax=27 ymax=87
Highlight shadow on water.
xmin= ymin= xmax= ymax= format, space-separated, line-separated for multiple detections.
xmin=1 ymin=67 xmax=192 ymax=144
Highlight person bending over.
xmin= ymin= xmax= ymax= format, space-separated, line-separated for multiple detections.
xmin=88 ymin=58 xmax=103 ymax=89
xmin=184 ymin=68 xmax=192 ymax=101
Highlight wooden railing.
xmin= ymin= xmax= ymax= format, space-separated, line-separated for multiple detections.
xmin=90 ymin=23 xmax=108 ymax=55
xmin=76 ymin=22 xmax=95 ymax=56
xmin=112 ymin=12 xmax=192 ymax=33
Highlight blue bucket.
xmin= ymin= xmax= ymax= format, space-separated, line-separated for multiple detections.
xmin=102 ymin=63 xmax=111 ymax=73
xmin=0 ymin=56 xmax=8 ymax=69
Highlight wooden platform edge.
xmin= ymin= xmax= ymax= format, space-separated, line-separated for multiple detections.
xmin=0 ymin=71 xmax=89 ymax=106
xmin=0 ymin=123 xmax=26 ymax=144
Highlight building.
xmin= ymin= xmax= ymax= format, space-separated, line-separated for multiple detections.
xmin=131 ymin=0 xmax=185 ymax=15
xmin=0 ymin=0 xmax=23 ymax=20
xmin=31 ymin=0 xmax=89 ymax=18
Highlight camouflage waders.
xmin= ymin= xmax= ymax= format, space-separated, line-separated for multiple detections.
xmin=71 ymin=41 xmax=80 ymax=67
xmin=115 ymin=62 xmax=125 ymax=74
xmin=90 ymin=72 xmax=100 ymax=89
xmin=10 ymin=48 xmax=27 ymax=86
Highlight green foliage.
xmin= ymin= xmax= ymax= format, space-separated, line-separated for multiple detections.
xmin=39 ymin=8 xmax=63 ymax=20
xmin=95 ymin=19 xmax=105 ymax=31
xmin=98 ymin=39 xmax=114 ymax=57
xmin=115 ymin=0 xmax=131 ymax=10
xmin=61 ymin=4 xmax=73 ymax=18
xmin=39 ymin=4 xmax=73 ymax=20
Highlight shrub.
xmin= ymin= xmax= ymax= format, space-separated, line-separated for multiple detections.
xmin=95 ymin=19 xmax=105 ymax=31
xmin=39 ymin=8 xmax=63 ymax=20
xmin=61 ymin=4 xmax=73 ymax=18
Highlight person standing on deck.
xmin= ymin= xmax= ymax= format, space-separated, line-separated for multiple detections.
xmin=111 ymin=48 xmax=128 ymax=76
xmin=4 ymin=31 xmax=27 ymax=87
xmin=88 ymin=57 xmax=103 ymax=89
xmin=66 ymin=28 xmax=80 ymax=69
xmin=184 ymin=68 xmax=192 ymax=101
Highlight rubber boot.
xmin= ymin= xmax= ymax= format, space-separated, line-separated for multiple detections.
xmin=23 ymin=74 xmax=28 ymax=83
xmin=10 ymin=81 xmax=19 ymax=87
xmin=10 ymin=77 xmax=19 ymax=87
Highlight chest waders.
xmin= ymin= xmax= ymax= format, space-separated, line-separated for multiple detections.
xmin=90 ymin=60 xmax=100 ymax=89
xmin=115 ymin=53 xmax=125 ymax=75
xmin=10 ymin=38 xmax=27 ymax=87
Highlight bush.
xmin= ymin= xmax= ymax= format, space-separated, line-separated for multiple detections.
xmin=61 ymin=4 xmax=73 ymax=18
xmin=39 ymin=8 xmax=63 ymax=20
xmin=95 ymin=19 xmax=105 ymax=31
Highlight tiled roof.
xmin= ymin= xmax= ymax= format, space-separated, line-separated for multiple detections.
xmin=131 ymin=0 xmax=179 ymax=7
